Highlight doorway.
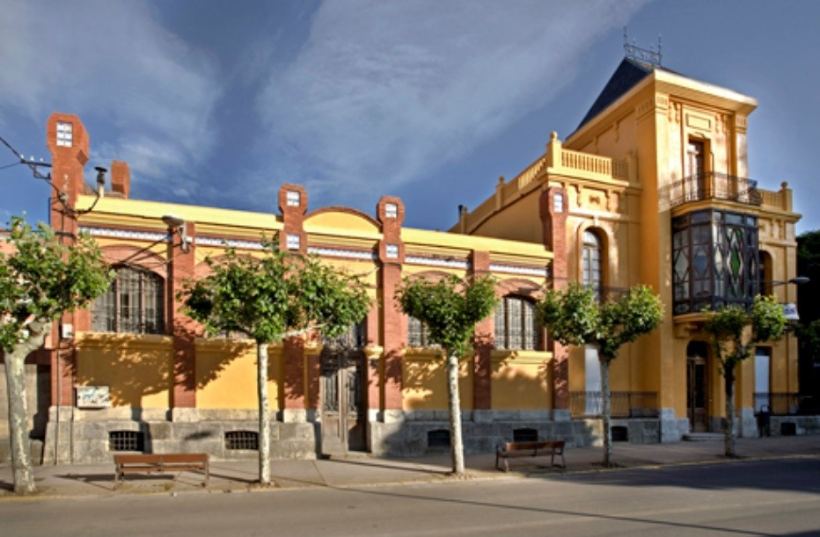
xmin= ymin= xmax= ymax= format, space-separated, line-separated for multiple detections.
xmin=687 ymin=341 xmax=709 ymax=432
xmin=320 ymin=325 xmax=366 ymax=456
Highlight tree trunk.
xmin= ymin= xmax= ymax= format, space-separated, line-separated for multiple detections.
xmin=257 ymin=342 xmax=271 ymax=486
xmin=5 ymin=319 xmax=50 ymax=495
xmin=724 ymin=367 xmax=736 ymax=457
xmin=600 ymin=356 xmax=613 ymax=467
xmin=446 ymin=352 xmax=465 ymax=476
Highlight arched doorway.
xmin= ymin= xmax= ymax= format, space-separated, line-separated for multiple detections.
xmin=320 ymin=323 xmax=367 ymax=456
xmin=687 ymin=341 xmax=709 ymax=432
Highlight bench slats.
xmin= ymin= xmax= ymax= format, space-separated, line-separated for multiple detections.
xmin=114 ymin=453 xmax=210 ymax=488
xmin=495 ymin=440 xmax=565 ymax=472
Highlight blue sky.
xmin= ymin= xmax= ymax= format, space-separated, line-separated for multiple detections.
xmin=1 ymin=0 xmax=818 ymax=232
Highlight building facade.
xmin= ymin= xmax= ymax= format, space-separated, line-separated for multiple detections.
xmin=454 ymin=57 xmax=804 ymax=440
xmin=1 ymin=55 xmax=811 ymax=465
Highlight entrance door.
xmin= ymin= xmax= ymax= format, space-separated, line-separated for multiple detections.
xmin=320 ymin=326 xmax=366 ymax=456
xmin=687 ymin=341 xmax=709 ymax=432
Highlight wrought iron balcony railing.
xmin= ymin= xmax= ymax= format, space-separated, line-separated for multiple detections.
xmin=570 ymin=391 xmax=659 ymax=418
xmin=669 ymin=172 xmax=762 ymax=209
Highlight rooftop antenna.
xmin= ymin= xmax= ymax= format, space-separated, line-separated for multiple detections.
xmin=623 ymin=26 xmax=662 ymax=67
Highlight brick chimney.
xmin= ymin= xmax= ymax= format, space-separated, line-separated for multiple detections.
xmin=110 ymin=160 xmax=130 ymax=198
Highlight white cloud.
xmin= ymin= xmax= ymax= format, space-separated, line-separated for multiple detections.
xmin=256 ymin=0 xmax=648 ymax=201
xmin=0 ymin=0 xmax=221 ymax=194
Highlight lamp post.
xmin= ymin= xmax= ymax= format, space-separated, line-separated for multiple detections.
xmin=769 ymin=276 xmax=810 ymax=287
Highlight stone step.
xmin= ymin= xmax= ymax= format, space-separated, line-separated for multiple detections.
xmin=683 ymin=433 xmax=724 ymax=442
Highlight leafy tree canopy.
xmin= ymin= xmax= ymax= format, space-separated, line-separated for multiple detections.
xmin=0 ymin=217 xmax=112 ymax=352
xmin=396 ymin=274 xmax=497 ymax=357
xmin=538 ymin=283 xmax=663 ymax=360
xmin=703 ymin=295 xmax=787 ymax=371
xmin=183 ymin=248 xmax=370 ymax=344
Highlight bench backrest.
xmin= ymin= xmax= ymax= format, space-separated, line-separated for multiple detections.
xmin=114 ymin=453 xmax=208 ymax=464
xmin=503 ymin=440 xmax=563 ymax=452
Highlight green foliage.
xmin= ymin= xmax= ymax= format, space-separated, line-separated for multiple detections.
xmin=537 ymin=283 xmax=663 ymax=361
xmin=703 ymin=295 xmax=788 ymax=372
xmin=0 ymin=217 xmax=112 ymax=352
xmin=182 ymin=248 xmax=370 ymax=344
xmin=396 ymin=275 xmax=497 ymax=357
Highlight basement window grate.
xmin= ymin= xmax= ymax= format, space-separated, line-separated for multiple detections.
xmin=225 ymin=430 xmax=259 ymax=450
xmin=513 ymin=428 xmax=538 ymax=443
xmin=109 ymin=430 xmax=144 ymax=452
xmin=427 ymin=429 xmax=450 ymax=448
xmin=611 ymin=426 xmax=629 ymax=442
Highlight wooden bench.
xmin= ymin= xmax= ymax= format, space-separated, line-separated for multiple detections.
xmin=113 ymin=453 xmax=210 ymax=487
xmin=495 ymin=440 xmax=566 ymax=472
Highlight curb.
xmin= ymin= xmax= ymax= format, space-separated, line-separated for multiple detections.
xmin=1 ymin=452 xmax=818 ymax=503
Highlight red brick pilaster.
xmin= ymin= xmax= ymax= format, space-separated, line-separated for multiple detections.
xmin=377 ymin=196 xmax=405 ymax=413
xmin=278 ymin=183 xmax=307 ymax=254
xmin=283 ymin=337 xmax=306 ymax=410
xmin=306 ymin=350 xmax=320 ymax=412
xmin=170 ymin=221 xmax=198 ymax=409
xmin=365 ymin=305 xmax=381 ymax=412
xmin=470 ymin=250 xmax=493 ymax=410
xmin=46 ymin=113 xmax=90 ymax=407
xmin=540 ymin=187 xmax=570 ymax=414
xmin=278 ymin=184 xmax=309 ymax=412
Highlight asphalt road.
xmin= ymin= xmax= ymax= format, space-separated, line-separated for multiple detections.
xmin=3 ymin=457 xmax=820 ymax=537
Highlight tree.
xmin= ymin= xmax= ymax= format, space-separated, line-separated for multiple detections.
xmin=538 ymin=283 xmax=662 ymax=467
xmin=181 ymin=248 xmax=369 ymax=486
xmin=396 ymin=274 xmax=497 ymax=476
xmin=797 ymin=231 xmax=820 ymax=403
xmin=703 ymin=295 xmax=787 ymax=457
xmin=0 ymin=218 xmax=111 ymax=494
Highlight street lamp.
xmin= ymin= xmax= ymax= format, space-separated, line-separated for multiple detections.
xmin=770 ymin=276 xmax=811 ymax=287
xmin=162 ymin=214 xmax=190 ymax=253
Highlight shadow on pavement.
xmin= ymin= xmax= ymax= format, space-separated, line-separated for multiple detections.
xmin=531 ymin=456 xmax=820 ymax=495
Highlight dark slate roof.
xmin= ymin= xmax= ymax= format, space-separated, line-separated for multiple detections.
xmin=576 ymin=58 xmax=657 ymax=131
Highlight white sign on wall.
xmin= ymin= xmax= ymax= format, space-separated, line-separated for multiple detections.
xmin=782 ymin=303 xmax=799 ymax=322
xmin=76 ymin=386 xmax=111 ymax=408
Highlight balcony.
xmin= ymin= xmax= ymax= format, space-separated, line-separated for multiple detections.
xmin=570 ymin=391 xmax=659 ymax=418
xmin=669 ymin=172 xmax=762 ymax=209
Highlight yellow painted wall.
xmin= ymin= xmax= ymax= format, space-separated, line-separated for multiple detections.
xmin=490 ymin=351 xmax=551 ymax=410
xmin=473 ymin=190 xmax=542 ymax=244
xmin=402 ymin=350 xmax=473 ymax=411
xmin=195 ymin=340 xmax=283 ymax=411
xmin=75 ymin=334 xmax=172 ymax=408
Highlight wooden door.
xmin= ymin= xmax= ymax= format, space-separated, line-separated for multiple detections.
xmin=687 ymin=342 xmax=709 ymax=432
xmin=320 ymin=337 xmax=365 ymax=456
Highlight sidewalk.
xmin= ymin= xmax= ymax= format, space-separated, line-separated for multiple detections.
xmin=2 ymin=435 xmax=818 ymax=499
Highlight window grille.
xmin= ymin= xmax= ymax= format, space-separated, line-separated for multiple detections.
xmin=582 ymin=230 xmax=602 ymax=297
xmin=92 ymin=266 xmax=165 ymax=334
xmin=408 ymin=317 xmax=428 ymax=347
xmin=324 ymin=322 xmax=366 ymax=350
xmin=225 ymin=430 xmax=259 ymax=450
xmin=513 ymin=428 xmax=538 ymax=442
xmin=427 ymin=429 xmax=450 ymax=448
xmin=109 ymin=430 xmax=144 ymax=452
xmin=495 ymin=297 xmax=539 ymax=350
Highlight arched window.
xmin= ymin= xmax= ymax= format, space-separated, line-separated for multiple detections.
xmin=494 ymin=296 xmax=538 ymax=350
xmin=582 ymin=230 xmax=603 ymax=296
xmin=91 ymin=266 xmax=165 ymax=334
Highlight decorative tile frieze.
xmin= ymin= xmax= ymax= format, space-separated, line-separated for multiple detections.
xmin=80 ymin=226 xmax=169 ymax=242
xmin=194 ymin=236 xmax=265 ymax=250
xmin=404 ymin=255 xmax=470 ymax=269
xmin=306 ymin=246 xmax=377 ymax=261
xmin=489 ymin=263 xmax=549 ymax=277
